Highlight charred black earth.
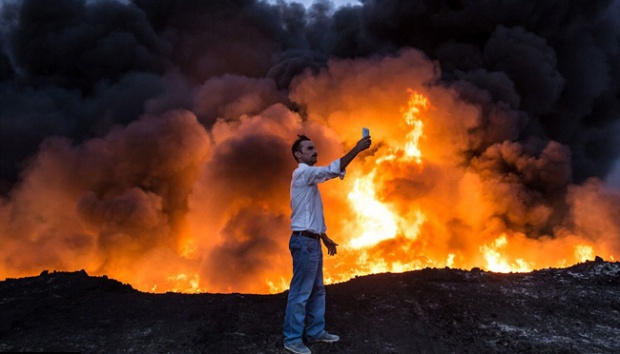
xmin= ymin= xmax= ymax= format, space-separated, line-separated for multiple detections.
xmin=1 ymin=258 xmax=620 ymax=354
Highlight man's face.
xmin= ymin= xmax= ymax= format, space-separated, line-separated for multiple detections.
xmin=296 ymin=140 xmax=318 ymax=166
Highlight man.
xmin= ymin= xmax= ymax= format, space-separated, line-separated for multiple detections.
xmin=283 ymin=133 xmax=372 ymax=354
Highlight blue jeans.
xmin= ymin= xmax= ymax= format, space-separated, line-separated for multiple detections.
xmin=283 ymin=234 xmax=326 ymax=345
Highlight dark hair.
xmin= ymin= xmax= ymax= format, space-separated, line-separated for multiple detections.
xmin=291 ymin=134 xmax=311 ymax=162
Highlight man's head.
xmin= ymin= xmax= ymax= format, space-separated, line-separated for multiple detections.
xmin=291 ymin=134 xmax=318 ymax=165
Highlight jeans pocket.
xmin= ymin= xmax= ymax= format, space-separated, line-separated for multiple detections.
xmin=289 ymin=235 xmax=303 ymax=255
xmin=304 ymin=238 xmax=320 ymax=253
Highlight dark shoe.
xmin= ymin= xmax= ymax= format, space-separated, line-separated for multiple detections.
xmin=284 ymin=341 xmax=311 ymax=354
xmin=308 ymin=332 xmax=339 ymax=343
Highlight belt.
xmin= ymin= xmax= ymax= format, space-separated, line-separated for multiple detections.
xmin=292 ymin=230 xmax=322 ymax=240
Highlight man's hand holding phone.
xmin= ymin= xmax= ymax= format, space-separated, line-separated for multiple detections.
xmin=357 ymin=127 xmax=371 ymax=151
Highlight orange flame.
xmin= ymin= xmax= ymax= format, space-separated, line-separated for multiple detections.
xmin=330 ymin=89 xmax=430 ymax=283
xmin=480 ymin=234 xmax=532 ymax=273
xmin=347 ymin=171 xmax=398 ymax=249
xmin=403 ymin=88 xmax=428 ymax=163
xmin=1 ymin=51 xmax=617 ymax=294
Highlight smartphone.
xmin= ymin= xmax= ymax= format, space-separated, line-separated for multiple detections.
xmin=362 ymin=127 xmax=370 ymax=138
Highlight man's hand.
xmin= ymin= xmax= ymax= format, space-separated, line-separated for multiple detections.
xmin=355 ymin=135 xmax=372 ymax=152
xmin=321 ymin=234 xmax=338 ymax=256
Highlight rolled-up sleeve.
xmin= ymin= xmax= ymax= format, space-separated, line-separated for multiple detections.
xmin=302 ymin=160 xmax=346 ymax=185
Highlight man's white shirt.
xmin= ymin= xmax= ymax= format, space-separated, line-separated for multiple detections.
xmin=290 ymin=160 xmax=345 ymax=234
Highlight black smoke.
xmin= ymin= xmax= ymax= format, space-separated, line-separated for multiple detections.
xmin=2 ymin=0 xmax=619 ymax=192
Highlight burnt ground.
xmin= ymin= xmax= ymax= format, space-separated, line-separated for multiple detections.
xmin=1 ymin=258 xmax=620 ymax=354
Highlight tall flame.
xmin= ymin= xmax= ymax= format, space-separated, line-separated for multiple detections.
xmin=314 ymin=89 xmax=433 ymax=289
xmin=347 ymin=171 xmax=398 ymax=249
xmin=403 ymin=88 xmax=428 ymax=163
xmin=346 ymin=89 xmax=428 ymax=253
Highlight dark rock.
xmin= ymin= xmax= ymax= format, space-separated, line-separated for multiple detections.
xmin=1 ymin=265 xmax=620 ymax=353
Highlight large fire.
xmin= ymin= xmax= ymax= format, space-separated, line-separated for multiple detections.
xmin=1 ymin=50 xmax=618 ymax=295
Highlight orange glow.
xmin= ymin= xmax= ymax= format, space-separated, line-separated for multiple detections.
xmin=1 ymin=51 xmax=617 ymax=294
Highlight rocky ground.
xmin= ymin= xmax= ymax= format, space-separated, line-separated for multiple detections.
xmin=1 ymin=257 xmax=620 ymax=354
